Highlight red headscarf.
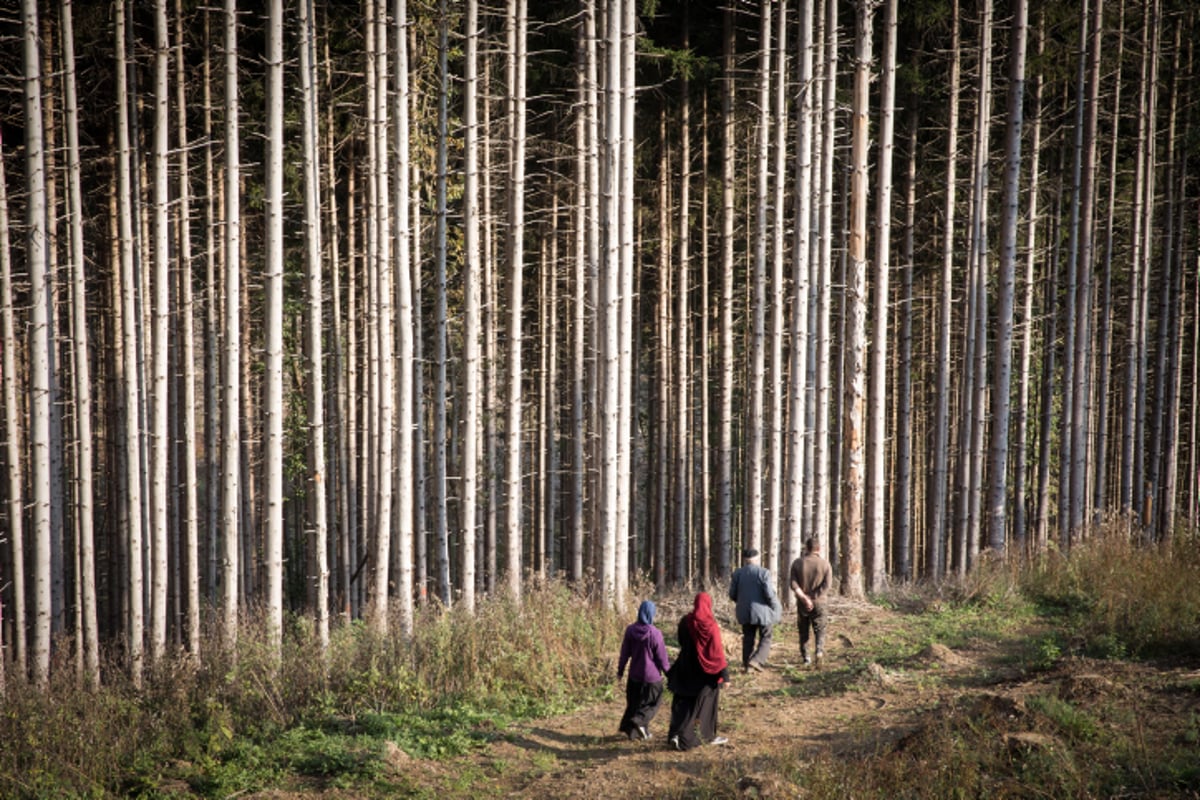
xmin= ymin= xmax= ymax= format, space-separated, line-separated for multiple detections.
xmin=686 ymin=592 xmax=728 ymax=674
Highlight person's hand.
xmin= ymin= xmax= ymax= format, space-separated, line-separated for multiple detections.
xmin=804 ymin=597 xmax=813 ymax=612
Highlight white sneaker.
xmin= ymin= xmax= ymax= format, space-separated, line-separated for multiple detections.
xmin=710 ymin=736 xmax=729 ymax=746
xmin=637 ymin=725 xmax=649 ymax=740
xmin=670 ymin=735 xmax=682 ymax=751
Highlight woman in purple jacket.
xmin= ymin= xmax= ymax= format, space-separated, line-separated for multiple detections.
xmin=617 ymin=600 xmax=671 ymax=740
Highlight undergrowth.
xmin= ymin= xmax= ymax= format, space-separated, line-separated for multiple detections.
xmin=0 ymin=580 xmax=624 ymax=799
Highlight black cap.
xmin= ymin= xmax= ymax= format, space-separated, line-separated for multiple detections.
xmin=742 ymin=547 xmax=759 ymax=559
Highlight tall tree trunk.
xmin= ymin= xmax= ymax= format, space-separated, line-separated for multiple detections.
xmin=172 ymin=0 xmax=200 ymax=661
xmin=220 ymin=0 xmax=241 ymax=652
xmin=985 ymin=0 xmax=1029 ymax=555
xmin=459 ymin=0 xmax=480 ymax=612
xmin=814 ymin=0 xmax=838 ymax=557
xmin=867 ymin=0 xmax=896 ymax=591
xmin=433 ymin=0 xmax=452 ymax=606
xmin=393 ymin=0 xmax=414 ymax=636
xmin=746 ymin=0 xmax=771 ymax=559
xmin=717 ymin=2 xmax=735 ymax=578
xmin=1069 ymin=0 xmax=1104 ymax=538
xmin=893 ymin=114 xmax=916 ymax=580
xmin=1013 ymin=11 xmax=1046 ymax=555
xmin=505 ymin=0 xmax=528 ymax=602
xmin=786 ymin=0 xmax=815 ymax=590
xmin=60 ymin=0 xmax=99 ymax=682
xmin=299 ymin=0 xmax=330 ymax=649
xmin=116 ymin=0 xmax=146 ymax=684
xmin=0 ymin=119 xmax=26 ymax=681
xmin=928 ymin=0 xmax=960 ymax=581
xmin=766 ymin=0 xmax=787 ymax=580
xmin=841 ymin=0 xmax=873 ymax=598
xmin=263 ymin=0 xmax=284 ymax=655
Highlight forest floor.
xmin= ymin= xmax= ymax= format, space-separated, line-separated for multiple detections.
xmin=243 ymin=594 xmax=1200 ymax=799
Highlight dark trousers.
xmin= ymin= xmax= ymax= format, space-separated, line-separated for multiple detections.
xmin=798 ymin=604 xmax=828 ymax=656
xmin=667 ymin=684 xmax=720 ymax=750
xmin=618 ymin=678 xmax=664 ymax=735
xmin=741 ymin=623 xmax=773 ymax=667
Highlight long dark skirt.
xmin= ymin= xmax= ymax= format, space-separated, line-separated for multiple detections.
xmin=666 ymin=684 xmax=720 ymax=750
xmin=618 ymin=678 xmax=664 ymax=737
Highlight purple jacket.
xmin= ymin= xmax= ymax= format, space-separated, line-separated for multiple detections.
xmin=617 ymin=601 xmax=671 ymax=683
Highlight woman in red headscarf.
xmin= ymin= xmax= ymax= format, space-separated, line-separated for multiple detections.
xmin=665 ymin=592 xmax=730 ymax=750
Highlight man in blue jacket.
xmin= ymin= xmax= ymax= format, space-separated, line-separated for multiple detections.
xmin=728 ymin=547 xmax=782 ymax=671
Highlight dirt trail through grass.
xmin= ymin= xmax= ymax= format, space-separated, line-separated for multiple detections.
xmin=376 ymin=597 xmax=1040 ymax=799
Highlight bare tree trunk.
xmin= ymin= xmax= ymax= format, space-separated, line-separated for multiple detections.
xmin=0 ymin=123 xmax=27 ymax=681
xmin=115 ymin=0 xmax=146 ymax=684
xmin=746 ymin=0 xmax=771 ymax=560
xmin=220 ymin=0 xmax=241 ymax=652
xmin=893 ymin=114 xmax=916 ymax=580
xmin=459 ymin=0 xmax=480 ymax=612
xmin=60 ymin=0 xmax=99 ymax=682
xmin=675 ymin=18 xmax=692 ymax=586
xmin=1069 ymin=0 xmax=1104 ymax=538
xmin=505 ymin=0 xmax=528 ymax=602
xmin=841 ymin=0 xmax=873 ymax=598
xmin=393 ymin=0 xmax=414 ymax=636
xmin=299 ymin=0 xmax=330 ymax=649
xmin=263 ymin=0 xmax=284 ymax=655
xmin=1091 ymin=0 xmax=1124 ymax=525
xmin=786 ymin=0 xmax=815 ymax=591
xmin=985 ymin=0 xmax=1029 ymax=555
xmin=928 ymin=0 xmax=959 ymax=581
xmin=717 ymin=2 xmax=735 ymax=578
xmin=766 ymin=0 xmax=787 ymax=580
xmin=1013 ymin=11 xmax=1046 ymax=555
xmin=867 ymin=0 xmax=896 ymax=591
xmin=433 ymin=0 xmax=452 ymax=606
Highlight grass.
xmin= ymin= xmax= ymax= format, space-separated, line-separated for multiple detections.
xmin=0 ymin=581 xmax=625 ymax=799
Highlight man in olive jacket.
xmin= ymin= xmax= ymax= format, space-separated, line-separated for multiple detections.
xmin=728 ymin=547 xmax=782 ymax=671
xmin=789 ymin=537 xmax=833 ymax=665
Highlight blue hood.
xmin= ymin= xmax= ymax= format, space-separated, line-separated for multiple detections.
xmin=637 ymin=600 xmax=656 ymax=625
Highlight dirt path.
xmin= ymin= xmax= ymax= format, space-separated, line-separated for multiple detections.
xmin=388 ymin=597 xmax=1037 ymax=799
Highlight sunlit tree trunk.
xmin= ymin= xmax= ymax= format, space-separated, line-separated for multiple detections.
xmin=114 ymin=0 xmax=146 ymax=684
xmin=786 ymin=0 xmax=815 ymax=590
xmin=171 ymin=0 xmax=200 ymax=661
xmin=866 ymin=0 xmax=896 ymax=591
xmin=299 ymin=0 xmax=329 ymax=650
xmin=616 ymin=0 xmax=635 ymax=607
xmin=813 ymin=0 xmax=838 ymax=557
xmin=766 ymin=0 xmax=787 ymax=580
xmin=985 ymin=0 xmax=1028 ymax=555
xmin=893 ymin=114 xmax=916 ymax=580
xmin=262 ymin=0 xmax=284 ymax=655
xmin=59 ymin=0 xmax=99 ymax=683
xmin=0 ymin=125 xmax=26 ymax=681
xmin=717 ymin=2 xmax=735 ymax=578
xmin=433 ymin=0 xmax=452 ymax=606
xmin=746 ymin=0 xmax=771 ymax=560
xmin=505 ymin=0 xmax=527 ymax=602
xmin=393 ymin=0 xmax=414 ymax=636
xmin=1093 ymin=0 xmax=1124 ymax=525
xmin=461 ymin=0 xmax=481 ymax=612
xmin=928 ymin=0 xmax=960 ymax=581
xmin=1013 ymin=11 xmax=1046 ymax=555
xmin=220 ymin=0 xmax=241 ymax=652
xmin=841 ymin=0 xmax=872 ymax=598
xmin=1069 ymin=0 xmax=1104 ymax=538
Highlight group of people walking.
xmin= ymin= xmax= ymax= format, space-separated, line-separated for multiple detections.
xmin=616 ymin=537 xmax=833 ymax=750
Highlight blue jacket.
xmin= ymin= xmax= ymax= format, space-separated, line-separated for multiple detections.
xmin=728 ymin=562 xmax=782 ymax=627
